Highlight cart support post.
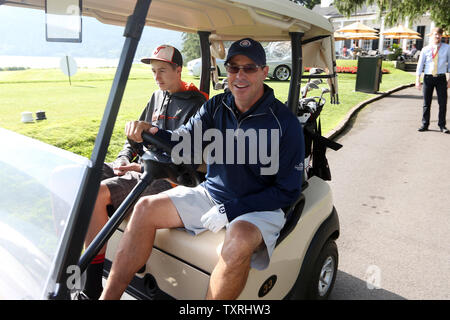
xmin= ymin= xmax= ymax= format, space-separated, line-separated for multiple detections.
xmin=198 ymin=31 xmax=212 ymax=96
xmin=287 ymin=32 xmax=304 ymax=116
xmin=78 ymin=171 xmax=154 ymax=273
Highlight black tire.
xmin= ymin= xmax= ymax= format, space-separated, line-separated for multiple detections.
xmin=273 ymin=65 xmax=291 ymax=81
xmin=306 ymin=239 xmax=338 ymax=300
xmin=284 ymin=208 xmax=339 ymax=300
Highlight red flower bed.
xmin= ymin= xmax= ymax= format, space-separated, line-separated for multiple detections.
xmin=335 ymin=66 xmax=390 ymax=74
xmin=305 ymin=67 xmax=390 ymax=74
xmin=337 ymin=66 xmax=357 ymax=74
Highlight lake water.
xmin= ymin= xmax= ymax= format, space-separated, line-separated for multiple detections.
xmin=0 ymin=55 xmax=121 ymax=69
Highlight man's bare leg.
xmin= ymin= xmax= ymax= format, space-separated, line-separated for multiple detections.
xmin=84 ymin=183 xmax=111 ymax=254
xmin=100 ymin=193 xmax=183 ymax=300
xmin=79 ymin=183 xmax=113 ymax=299
xmin=206 ymin=221 xmax=263 ymax=300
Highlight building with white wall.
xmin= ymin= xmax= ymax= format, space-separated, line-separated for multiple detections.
xmin=313 ymin=1 xmax=438 ymax=56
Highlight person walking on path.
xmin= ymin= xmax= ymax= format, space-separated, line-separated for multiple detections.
xmin=416 ymin=27 xmax=450 ymax=133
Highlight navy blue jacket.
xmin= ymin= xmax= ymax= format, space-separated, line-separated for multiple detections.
xmin=157 ymin=85 xmax=305 ymax=221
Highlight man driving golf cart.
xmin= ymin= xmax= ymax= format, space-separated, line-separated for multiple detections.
xmin=101 ymin=38 xmax=305 ymax=300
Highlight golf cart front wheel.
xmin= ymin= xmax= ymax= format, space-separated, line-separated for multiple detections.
xmin=307 ymin=239 xmax=338 ymax=300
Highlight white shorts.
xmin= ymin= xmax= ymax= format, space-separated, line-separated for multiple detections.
xmin=161 ymin=184 xmax=286 ymax=270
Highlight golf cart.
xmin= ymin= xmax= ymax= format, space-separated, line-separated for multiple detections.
xmin=0 ymin=0 xmax=340 ymax=300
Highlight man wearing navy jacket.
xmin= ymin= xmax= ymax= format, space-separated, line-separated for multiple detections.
xmin=101 ymin=38 xmax=305 ymax=300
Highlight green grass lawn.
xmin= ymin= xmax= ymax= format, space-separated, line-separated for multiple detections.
xmin=0 ymin=60 xmax=415 ymax=162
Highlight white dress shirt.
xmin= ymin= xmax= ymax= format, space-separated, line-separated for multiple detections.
xmin=416 ymin=42 xmax=450 ymax=75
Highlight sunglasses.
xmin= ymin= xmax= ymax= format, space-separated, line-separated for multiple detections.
xmin=225 ymin=63 xmax=265 ymax=74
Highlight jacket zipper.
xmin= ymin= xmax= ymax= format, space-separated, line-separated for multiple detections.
xmin=222 ymin=100 xmax=266 ymax=130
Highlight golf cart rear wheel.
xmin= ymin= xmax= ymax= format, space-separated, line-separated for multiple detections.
xmin=307 ymin=239 xmax=338 ymax=300
xmin=273 ymin=65 xmax=291 ymax=81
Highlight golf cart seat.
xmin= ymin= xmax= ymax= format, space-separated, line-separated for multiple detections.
xmin=111 ymin=190 xmax=306 ymax=276
xmin=114 ymin=216 xmax=225 ymax=274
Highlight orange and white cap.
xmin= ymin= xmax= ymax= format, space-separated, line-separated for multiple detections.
xmin=141 ymin=45 xmax=183 ymax=66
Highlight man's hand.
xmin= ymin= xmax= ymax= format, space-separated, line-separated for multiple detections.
xmin=415 ymin=78 xmax=422 ymax=90
xmin=125 ymin=121 xmax=158 ymax=143
xmin=447 ymin=78 xmax=450 ymax=89
xmin=112 ymin=157 xmax=130 ymax=176
xmin=201 ymin=204 xmax=228 ymax=233
xmin=113 ymin=162 xmax=142 ymax=176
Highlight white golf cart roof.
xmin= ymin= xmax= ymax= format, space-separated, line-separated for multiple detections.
xmin=6 ymin=0 xmax=334 ymax=40
xmin=5 ymin=0 xmax=338 ymax=94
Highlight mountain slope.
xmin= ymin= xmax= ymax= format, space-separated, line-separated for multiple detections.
xmin=0 ymin=5 xmax=183 ymax=59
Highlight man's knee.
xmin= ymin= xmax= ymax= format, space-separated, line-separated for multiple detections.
xmin=130 ymin=194 xmax=176 ymax=228
xmin=97 ymin=183 xmax=111 ymax=204
xmin=133 ymin=195 xmax=158 ymax=219
xmin=221 ymin=221 xmax=262 ymax=265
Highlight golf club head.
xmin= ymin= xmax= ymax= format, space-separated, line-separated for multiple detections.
xmin=306 ymin=82 xmax=319 ymax=90
xmin=321 ymin=87 xmax=330 ymax=94
xmin=309 ymin=67 xmax=324 ymax=75
xmin=301 ymin=86 xmax=307 ymax=97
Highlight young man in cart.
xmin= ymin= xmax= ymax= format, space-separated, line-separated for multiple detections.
xmin=79 ymin=44 xmax=208 ymax=300
xmin=100 ymin=38 xmax=305 ymax=300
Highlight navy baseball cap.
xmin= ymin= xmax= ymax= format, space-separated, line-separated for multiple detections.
xmin=225 ymin=38 xmax=266 ymax=66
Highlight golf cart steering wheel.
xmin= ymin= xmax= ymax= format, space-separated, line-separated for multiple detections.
xmin=141 ymin=131 xmax=202 ymax=187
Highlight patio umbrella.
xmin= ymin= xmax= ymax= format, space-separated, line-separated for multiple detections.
xmin=384 ymin=34 xmax=422 ymax=40
xmin=333 ymin=32 xmax=348 ymax=41
xmin=336 ymin=22 xmax=378 ymax=34
xmin=345 ymin=32 xmax=379 ymax=40
xmin=382 ymin=25 xmax=420 ymax=37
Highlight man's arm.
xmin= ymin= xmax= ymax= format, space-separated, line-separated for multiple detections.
xmin=415 ymin=49 xmax=425 ymax=89
xmin=447 ymin=45 xmax=450 ymax=88
xmin=112 ymin=101 xmax=154 ymax=175
xmin=114 ymin=140 xmax=140 ymax=166
xmin=126 ymin=96 xmax=217 ymax=152
xmin=116 ymin=102 xmax=152 ymax=161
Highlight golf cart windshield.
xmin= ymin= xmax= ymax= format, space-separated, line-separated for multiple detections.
xmin=0 ymin=128 xmax=89 ymax=299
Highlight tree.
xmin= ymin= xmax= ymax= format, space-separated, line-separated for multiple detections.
xmin=334 ymin=0 xmax=449 ymax=30
xmin=181 ymin=32 xmax=200 ymax=65
xmin=289 ymin=0 xmax=321 ymax=10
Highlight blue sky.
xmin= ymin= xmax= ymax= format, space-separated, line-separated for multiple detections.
xmin=0 ymin=5 xmax=183 ymax=59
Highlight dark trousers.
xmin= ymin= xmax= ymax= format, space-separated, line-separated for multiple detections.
xmin=422 ymin=74 xmax=447 ymax=128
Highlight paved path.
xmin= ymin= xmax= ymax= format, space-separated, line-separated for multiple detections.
xmin=326 ymin=86 xmax=450 ymax=300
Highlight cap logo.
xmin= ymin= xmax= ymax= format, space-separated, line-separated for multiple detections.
xmin=153 ymin=46 xmax=165 ymax=55
xmin=239 ymin=39 xmax=252 ymax=47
